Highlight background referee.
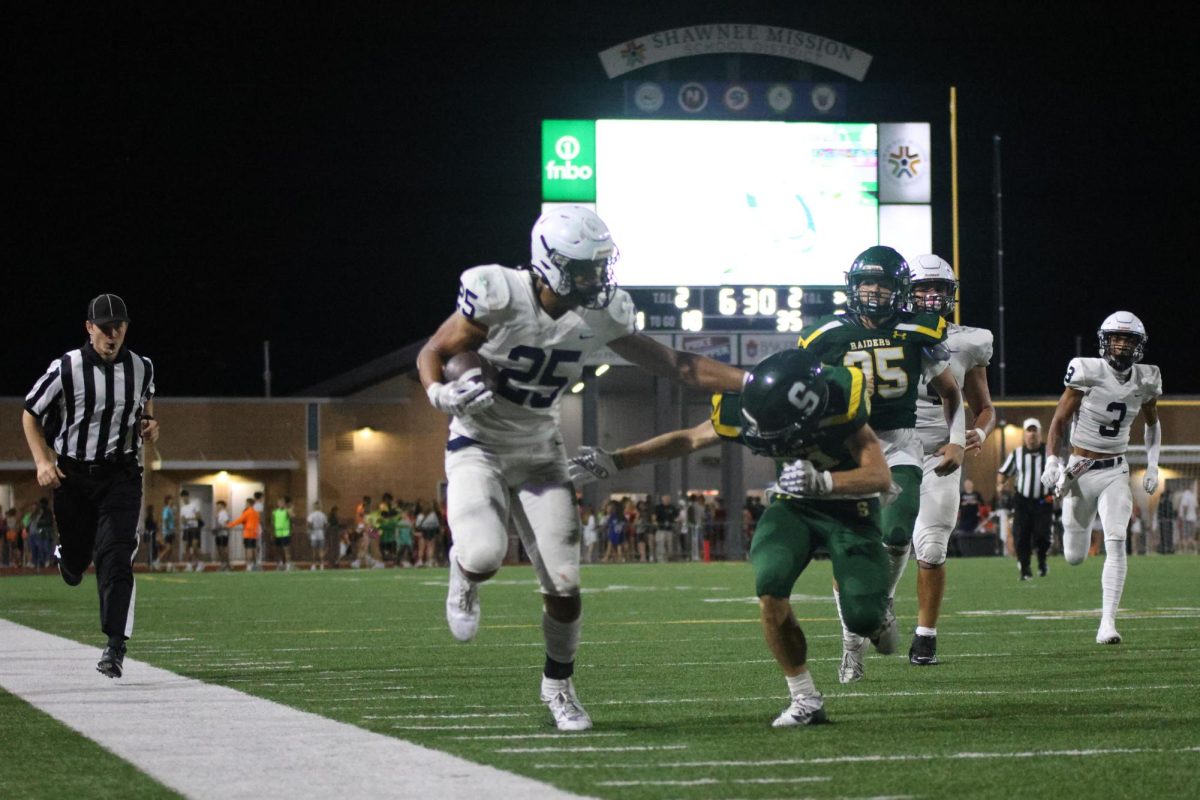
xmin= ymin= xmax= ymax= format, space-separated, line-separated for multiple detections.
xmin=997 ymin=418 xmax=1052 ymax=580
xmin=21 ymin=293 xmax=158 ymax=678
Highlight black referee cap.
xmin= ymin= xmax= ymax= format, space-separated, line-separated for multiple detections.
xmin=88 ymin=294 xmax=130 ymax=326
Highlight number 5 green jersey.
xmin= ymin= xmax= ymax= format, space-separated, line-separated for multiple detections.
xmin=709 ymin=365 xmax=870 ymax=474
xmin=796 ymin=312 xmax=949 ymax=432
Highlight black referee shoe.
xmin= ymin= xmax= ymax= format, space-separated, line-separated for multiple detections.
xmin=908 ymin=633 xmax=939 ymax=666
xmin=54 ymin=546 xmax=82 ymax=587
xmin=97 ymin=643 xmax=126 ymax=679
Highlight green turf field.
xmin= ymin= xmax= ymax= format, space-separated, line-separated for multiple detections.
xmin=3 ymin=556 xmax=1199 ymax=799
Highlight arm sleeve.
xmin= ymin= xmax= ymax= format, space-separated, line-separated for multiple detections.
xmin=1145 ymin=420 xmax=1162 ymax=469
xmin=24 ymin=359 xmax=64 ymax=416
xmin=456 ymin=265 xmax=513 ymax=328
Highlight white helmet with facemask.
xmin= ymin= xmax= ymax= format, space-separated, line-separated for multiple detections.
xmin=530 ymin=206 xmax=618 ymax=309
xmin=1097 ymin=311 xmax=1147 ymax=371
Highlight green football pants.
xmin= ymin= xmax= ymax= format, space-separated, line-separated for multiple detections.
xmin=750 ymin=497 xmax=888 ymax=638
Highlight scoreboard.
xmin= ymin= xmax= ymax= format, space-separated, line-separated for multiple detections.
xmin=625 ymin=285 xmax=845 ymax=333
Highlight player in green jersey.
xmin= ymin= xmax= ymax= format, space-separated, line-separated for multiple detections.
xmin=797 ymin=245 xmax=966 ymax=683
xmin=569 ymin=350 xmax=893 ymax=727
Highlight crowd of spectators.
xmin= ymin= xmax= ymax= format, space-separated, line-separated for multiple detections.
xmin=576 ymin=493 xmax=756 ymax=563
xmin=4 ymin=478 xmax=1197 ymax=572
xmin=0 ymin=499 xmax=57 ymax=569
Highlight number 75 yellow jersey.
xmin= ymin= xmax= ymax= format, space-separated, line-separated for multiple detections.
xmin=797 ymin=311 xmax=949 ymax=432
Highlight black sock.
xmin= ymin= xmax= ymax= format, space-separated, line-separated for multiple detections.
xmin=544 ymin=655 xmax=574 ymax=680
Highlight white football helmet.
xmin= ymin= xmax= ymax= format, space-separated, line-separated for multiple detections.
xmin=908 ymin=254 xmax=957 ymax=317
xmin=530 ymin=206 xmax=618 ymax=309
xmin=1097 ymin=311 xmax=1147 ymax=370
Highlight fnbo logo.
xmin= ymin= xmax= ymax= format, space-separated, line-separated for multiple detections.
xmin=546 ymin=136 xmax=593 ymax=180
xmin=542 ymin=119 xmax=596 ymax=201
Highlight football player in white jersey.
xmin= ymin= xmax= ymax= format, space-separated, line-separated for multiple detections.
xmin=904 ymin=255 xmax=996 ymax=666
xmin=1040 ymin=311 xmax=1162 ymax=645
xmin=416 ymin=206 xmax=745 ymax=730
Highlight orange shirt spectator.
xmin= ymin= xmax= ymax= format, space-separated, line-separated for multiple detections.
xmin=228 ymin=503 xmax=260 ymax=539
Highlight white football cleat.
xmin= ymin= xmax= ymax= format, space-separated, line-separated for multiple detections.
xmin=1096 ymin=619 xmax=1122 ymax=645
xmin=771 ymin=692 xmax=829 ymax=728
xmin=541 ymin=677 xmax=592 ymax=731
xmin=870 ymin=597 xmax=900 ymax=655
xmin=445 ymin=547 xmax=480 ymax=642
xmin=838 ymin=634 xmax=868 ymax=684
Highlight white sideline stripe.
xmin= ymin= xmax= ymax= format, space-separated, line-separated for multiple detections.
xmin=364 ymin=712 xmax=532 ymax=719
xmin=496 ymin=745 xmax=688 ymax=754
xmin=532 ymin=745 xmax=1200 ymax=770
xmin=0 ymin=620 xmax=592 ymax=800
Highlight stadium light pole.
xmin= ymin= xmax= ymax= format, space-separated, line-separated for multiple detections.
xmin=993 ymin=133 xmax=1007 ymax=398
xmin=263 ymin=340 xmax=272 ymax=398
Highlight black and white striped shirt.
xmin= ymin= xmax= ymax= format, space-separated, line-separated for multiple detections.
xmin=998 ymin=446 xmax=1047 ymax=499
xmin=24 ymin=343 xmax=155 ymax=462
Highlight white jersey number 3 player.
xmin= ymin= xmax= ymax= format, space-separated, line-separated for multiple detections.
xmin=1041 ymin=311 xmax=1162 ymax=645
xmin=417 ymin=206 xmax=744 ymax=731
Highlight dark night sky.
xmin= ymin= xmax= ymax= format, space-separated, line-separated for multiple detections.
xmin=7 ymin=2 xmax=1196 ymax=398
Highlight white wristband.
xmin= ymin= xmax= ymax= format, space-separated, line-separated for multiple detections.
xmin=949 ymin=430 xmax=967 ymax=447
xmin=972 ymin=427 xmax=986 ymax=444
xmin=426 ymin=382 xmax=445 ymax=406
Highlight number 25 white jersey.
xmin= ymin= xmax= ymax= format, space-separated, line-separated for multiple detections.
xmin=450 ymin=265 xmax=636 ymax=446
xmin=1064 ymin=357 xmax=1162 ymax=454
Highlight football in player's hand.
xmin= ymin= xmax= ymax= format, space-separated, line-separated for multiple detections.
xmin=444 ymin=351 xmax=500 ymax=390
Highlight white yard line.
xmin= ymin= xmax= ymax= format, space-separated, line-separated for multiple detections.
xmin=496 ymin=745 xmax=688 ymax=754
xmin=532 ymin=746 xmax=1200 ymax=770
xmin=0 ymin=619 xmax=592 ymax=800
xmin=451 ymin=732 xmax=629 ymax=741
xmin=597 ymin=776 xmax=831 ymax=786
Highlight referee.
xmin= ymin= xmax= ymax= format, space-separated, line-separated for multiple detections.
xmin=997 ymin=418 xmax=1052 ymax=580
xmin=21 ymin=294 xmax=158 ymax=678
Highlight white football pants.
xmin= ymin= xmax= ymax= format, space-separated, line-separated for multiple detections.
xmin=445 ymin=437 xmax=580 ymax=596
xmin=1061 ymin=456 xmax=1132 ymax=564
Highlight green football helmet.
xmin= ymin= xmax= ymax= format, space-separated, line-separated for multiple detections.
xmin=845 ymin=245 xmax=910 ymax=319
xmin=740 ymin=349 xmax=830 ymax=458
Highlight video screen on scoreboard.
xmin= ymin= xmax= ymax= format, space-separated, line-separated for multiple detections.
xmin=542 ymin=119 xmax=882 ymax=287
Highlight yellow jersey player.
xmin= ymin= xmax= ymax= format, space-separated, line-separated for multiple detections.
xmin=797 ymin=246 xmax=965 ymax=683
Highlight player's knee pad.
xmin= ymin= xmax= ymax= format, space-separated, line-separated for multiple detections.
xmin=454 ymin=531 xmax=509 ymax=575
xmin=840 ymin=591 xmax=887 ymax=639
xmin=913 ymin=526 xmax=949 ymax=566
xmin=1062 ymin=528 xmax=1089 ymax=565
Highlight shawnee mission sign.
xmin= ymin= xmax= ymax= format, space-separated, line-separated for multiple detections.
xmin=598 ymin=24 xmax=873 ymax=81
